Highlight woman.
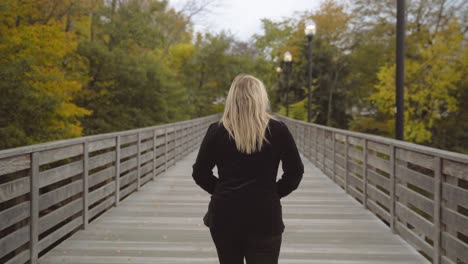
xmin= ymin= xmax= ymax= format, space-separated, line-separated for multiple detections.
xmin=192 ymin=74 xmax=304 ymax=264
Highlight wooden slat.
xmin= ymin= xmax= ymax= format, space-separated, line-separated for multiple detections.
xmin=443 ymin=159 xmax=468 ymax=181
xmin=89 ymin=181 xmax=115 ymax=206
xmin=348 ymin=136 xmax=364 ymax=147
xmin=120 ymin=157 xmax=137 ymax=174
xmin=89 ymin=195 xmax=114 ymax=219
xmin=0 ymin=177 xmax=30 ymax=203
xmin=442 ymin=183 xmax=468 ymax=208
xmin=140 ymin=130 xmax=153 ymax=141
xmin=120 ymin=170 xmax=137 ymax=187
xmin=368 ymin=141 xmax=390 ymax=155
xmin=120 ymin=144 xmax=137 ymax=160
xmin=119 ymin=181 xmax=137 ymax=199
xmin=140 ymin=139 xmax=154 ymax=152
xmin=38 ymin=217 xmax=83 ymax=253
xmin=38 ymin=160 xmax=83 ymax=188
xmin=348 ymin=160 xmax=364 ymax=177
xmin=88 ymin=166 xmax=115 ymax=188
xmin=39 ymin=180 xmax=83 ymax=211
xmin=395 ymin=164 xmax=434 ymax=194
xmin=348 ymin=147 xmax=363 ymax=162
xmin=441 ymin=207 xmax=468 ymax=237
xmin=367 ymin=153 xmax=390 ymax=173
xmin=441 ymin=232 xmax=468 ymax=263
xmin=367 ymin=168 xmax=390 ymax=189
xmin=396 ymin=148 xmax=435 ymax=170
xmin=0 ymin=154 xmax=30 ymax=176
xmin=39 ymin=198 xmax=83 ymax=234
xmin=140 ymin=151 xmax=153 ymax=165
xmin=0 ymin=201 xmax=30 ymax=231
xmin=396 ymin=202 xmax=434 ymax=240
xmin=367 ymin=183 xmax=391 ymax=209
xmin=367 ymin=199 xmax=391 ymax=223
xmin=88 ymin=138 xmax=116 ymax=152
xmin=38 ymin=144 xmax=83 ymax=166
xmin=120 ymin=134 xmax=138 ymax=145
xmin=88 ymin=152 xmax=115 ymax=171
xmin=0 ymin=225 xmax=29 ymax=259
xmin=396 ymin=184 xmax=434 ymax=218
xmin=395 ymin=221 xmax=433 ymax=258
xmin=4 ymin=249 xmax=29 ymax=264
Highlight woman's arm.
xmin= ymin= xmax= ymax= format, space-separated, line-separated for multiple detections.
xmin=192 ymin=122 xmax=219 ymax=194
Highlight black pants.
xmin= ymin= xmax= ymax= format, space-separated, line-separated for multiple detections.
xmin=209 ymin=227 xmax=282 ymax=264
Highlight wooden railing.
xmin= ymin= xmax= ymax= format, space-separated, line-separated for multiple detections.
xmin=276 ymin=114 xmax=468 ymax=264
xmin=0 ymin=113 xmax=221 ymax=264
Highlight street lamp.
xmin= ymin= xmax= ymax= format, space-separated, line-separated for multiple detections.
xmin=305 ymin=21 xmax=316 ymax=123
xmin=283 ymin=51 xmax=293 ymax=117
xmin=395 ymin=0 xmax=405 ymax=140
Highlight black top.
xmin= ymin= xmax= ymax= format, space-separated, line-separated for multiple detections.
xmin=191 ymin=118 xmax=304 ymax=236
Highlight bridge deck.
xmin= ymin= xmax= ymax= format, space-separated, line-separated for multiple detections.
xmin=40 ymin=150 xmax=429 ymax=264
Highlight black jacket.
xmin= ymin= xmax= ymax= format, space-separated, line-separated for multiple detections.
xmin=192 ymin=118 xmax=304 ymax=236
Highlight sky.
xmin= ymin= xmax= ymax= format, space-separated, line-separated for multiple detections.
xmin=170 ymin=0 xmax=323 ymax=41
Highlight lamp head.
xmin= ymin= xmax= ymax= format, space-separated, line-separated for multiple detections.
xmin=283 ymin=51 xmax=292 ymax=62
xmin=305 ymin=22 xmax=316 ymax=37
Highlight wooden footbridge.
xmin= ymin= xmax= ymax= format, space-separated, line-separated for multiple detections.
xmin=1 ymin=113 xmax=467 ymax=264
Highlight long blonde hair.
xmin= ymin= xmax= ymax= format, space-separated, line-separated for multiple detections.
xmin=219 ymin=74 xmax=279 ymax=154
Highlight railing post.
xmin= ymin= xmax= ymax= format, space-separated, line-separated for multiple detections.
xmin=390 ymin=145 xmax=396 ymax=233
xmin=174 ymin=126 xmax=178 ymax=164
xmin=433 ymin=156 xmax=442 ymax=264
xmin=164 ymin=128 xmax=168 ymax=172
xmin=363 ymin=139 xmax=368 ymax=209
xmin=137 ymin=132 xmax=141 ymax=191
xmin=314 ymin=127 xmax=318 ymax=165
xmin=152 ymin=129 xmax=157 ymax=181
xmin=322 ymin=129 xmax=326 ymax=172
xmin=115 ymin=135 xmax=121 ymax=206
xmin=332 ymin=131 xmax=336 ymax=182
xmin=83 ymin=141 xmax=89 ymax=229
xmin=344 ymin=135 xmax=349 ymax=193
xmin=30 ymin=152 xmax=39 ymax=264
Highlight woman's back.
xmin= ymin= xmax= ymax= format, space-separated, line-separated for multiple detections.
xmin=192 ymin=117 xmax=304 ymax=236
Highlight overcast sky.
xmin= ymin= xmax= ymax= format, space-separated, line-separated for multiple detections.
xmin=170 ymin=0 xmax=323 ymax=41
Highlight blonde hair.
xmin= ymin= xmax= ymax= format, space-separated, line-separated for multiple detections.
xmin=219 ymin=74 xmax=279 ymax=154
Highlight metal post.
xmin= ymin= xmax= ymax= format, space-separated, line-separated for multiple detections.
xmin=396 ymin=0 xmax=405 ymax=140
xmin=285 ymin=68 xmax=290 ymax=117
xmin=83 ymin=141 xmax=89 ymax=229
xmin=115 ymin=136 xmax=121 ymax=206
xmin=307 ymin=35 xmax=313 ymax=123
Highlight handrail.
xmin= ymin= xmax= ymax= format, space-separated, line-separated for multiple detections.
xmin=0 ymin=113 xmax=222 ymax=264
xmin=275 ymin=113 xmax=468 ymax=264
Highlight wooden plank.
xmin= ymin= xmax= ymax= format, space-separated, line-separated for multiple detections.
xmin=395 ymin=221 xmax=433 ymax=258
xmin=433 ymin=156 xmax=442 ymax=264
xmin=348 ymin=160 xmax=364 ymax=177
xmin=0 ymin=154 xmax=30 ymax=176
xmin=120 ymin=171 xmax=137 ymax=187
xmin=39 ymin=180 xmax=83 ymax=211
xmin=395 ymin=164 xmax=434 ymax=194
xmin=441 ymin=207 xmax=468 ymax=237
xmin=441 ymin=232 xmax=468 ymax=263
xmin=348 ymin=136 xmax=364 ymax=147
xmin=0 ymin=225 xmax=30 ymax=259
xmin=367 ymin=199 xmax=391 ymax=223
xmin=88 ymin=166 xmax=115 ymax=189
xmin=396 ymin=201 xmax=434 ymax=240
xmin=0 ymin=177 xmax=30 ymax=203
xmin=115 ymin=136 xmax=121 ymax=207
xmin=88 ymin=138 xmax=116 ymax=152
xmin=119 ymin=181 xmax=137 ymax=199
xmin=89 ymin=181 xmax=115 ymax=206
xmin=83 ymin=141 xmax=89 ymax=229
xmin=38 ymin=217 xmax=83 ymax=253
xmin=396 ymin=148 xmax=435 ymax=170
xmin=38 ymin=144 xmax=83 ymax=166
xmin=120 ymin=134 xmax=138 ymax=145
xmin=368 ymin=141 xmax=390 ymax=155
xmin=348 ymin=147 xmax=363 ymax=162
xmin=140 ymin=130 xmax=153 ymax=141
xmin=30 ymin=152 xmax=39 ymax=263
xmin=443 ymin=159 xmax=468 ymax=181
xmin=38 ymin=160 xmax=83 ymax=188
xmin=348 ymin=185 xmax=363 ymax=201
xmin=348 ymin=173 xmax=363 ymax=189
xmin=396 ymin=184 xmax=434 ymax=218
xmin=89 ymin=196 xmax=114 ymax=219
xmin=120 ymin=157 xmax=137 ymax=174
xmin=367 ymin=183 xmax=391 ymax=209
xmin=367 ymin=168 xmax=390 ymax=189
xmin=88 ymin=152 xmax=115 ymax=171
xmin=120 ymin=145 xmax=137 ymax=160
xmin=0 ymin=201 xmax=30 ymax=231
xmin=39 ymin=198 xmax=83 ymax=234
xmin=442 ymin=183 xmax=468 ymax=208
xmin=140 ymin=162 xmax=153 ymax=176
xmin=4 ymin=249 xmax=29 ymax=264
xmin=367 ymin=153 xmax=391 ymax=173
xmin=140 ymin=151 xmax=153 ymax=165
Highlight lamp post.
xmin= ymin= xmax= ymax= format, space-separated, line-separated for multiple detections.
xmin=283 ymin=51 xmax=293 ymax=117
xmin=395 ymin=0 xmax=405 ymax=140
xmin=305 ymin=22 xmax=316 ymax=123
